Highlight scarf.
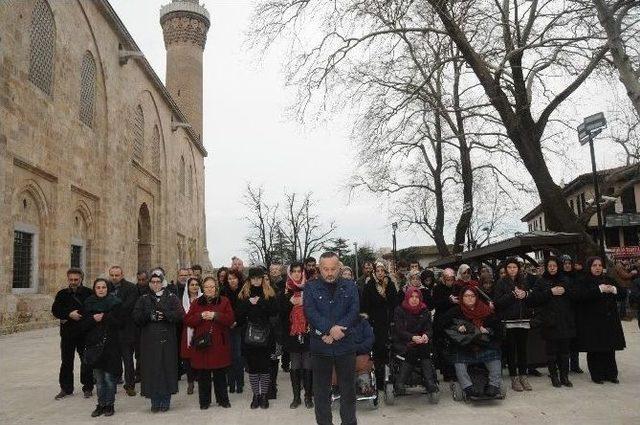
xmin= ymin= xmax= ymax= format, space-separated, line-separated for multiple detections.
xmin=461 ymin=292 xmax=492 ymax=328
xmin=287 ymin=267 xmax=307 ymax=336
xmin=401 ymin=287 xmax=427 ymax=315
xmin=84 ymin=293 xmax=121 ymax=313
xmin=182 ymin=286 xmax=202 ymax=347
xmin=374 ymin=276 xmax=389 ymax=298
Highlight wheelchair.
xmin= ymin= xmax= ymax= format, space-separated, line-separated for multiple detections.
xmin=331 ymin=353 xmax=379 ymax=410
xmin=450 ymin=363 xmax=507 ymax=402
xmin=383 ymin=346 xmax=440 ymax=406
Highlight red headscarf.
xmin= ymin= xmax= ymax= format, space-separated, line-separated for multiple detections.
xmin=460 ymin=288 xmax=492 ymax=328
xmin=287 ymin=266 xmax=307 ymax=336
xmin=401 ymin=287 xmax=427 ymax=315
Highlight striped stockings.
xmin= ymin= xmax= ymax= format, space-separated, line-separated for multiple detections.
xmin=248 ymin=373 xmax=271 ymax=395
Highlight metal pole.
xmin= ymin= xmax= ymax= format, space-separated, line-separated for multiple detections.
xmin=354 ymin=242 xmax=359 ymax=280
xmin=392 ymin=227 xmax=397 ymax=271
xmin=588 ymin=132 xmax=607 ymax=260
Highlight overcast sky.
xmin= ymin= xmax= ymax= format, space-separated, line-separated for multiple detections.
xmin=110 ymin=0 xmax=629 ymax=267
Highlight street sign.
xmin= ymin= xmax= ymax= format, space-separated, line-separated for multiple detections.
xmin=577 ymin=113 xmax=607 ymax=145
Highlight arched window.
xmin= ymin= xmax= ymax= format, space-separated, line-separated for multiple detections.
xmin=28 ymin=0 xmax=56 ymax=95
xmin=79 ymin=51 xmax=96 ymax=127
xmin=179 ymin=156 xmax=185 ymax=195
xmin=133 ymin=105 xmax=144 ymax=162
xmin=152 ymin=125 xmax=161 ymax=170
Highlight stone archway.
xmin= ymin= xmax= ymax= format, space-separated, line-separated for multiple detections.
xmin=137 ymin=203 xmax=152 ymax=273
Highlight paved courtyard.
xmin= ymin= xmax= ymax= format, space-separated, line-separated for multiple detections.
xmin=1 ymin=322 xmax=639 ymax=425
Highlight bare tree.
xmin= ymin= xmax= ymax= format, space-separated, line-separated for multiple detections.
xmin=243 ymin=184 xmax=280 ymax=268
xmin=251 ymin=0 xmax=617 ymax=255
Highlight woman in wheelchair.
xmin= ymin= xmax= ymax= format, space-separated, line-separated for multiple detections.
xmin=443 ymin=287 xmax=503 ymax=399
xmin=392 ymin=287 xmax=438 ymax=394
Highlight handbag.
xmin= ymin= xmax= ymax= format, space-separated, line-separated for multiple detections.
xmin=83 ymin=332 xmax=107 ymax=366
xmin=244 ymin=322 xmax=270 ymax=347
xmin=192 ymin=324 xmax=214 ymax=350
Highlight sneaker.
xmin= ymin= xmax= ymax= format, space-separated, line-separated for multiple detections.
xmin=55 ymin=390 xmax=72 ymax=400
xmin=485 ymin=385 xmax=500 ymax=398
xmin=463 ymin=387 xmax=476 ymax=399
xmin=511 ymin=376 xmax=524 ymax=392
xmin=83 ymin=390 xmax=93 ymax=398
xmin=124 ymin=385 xmax=136 ymax=397
xmin=91 ymin=405 xmax=104 ymax=417
xmin=519 ymin=375 xmax=532 ymax=391
xmin=103 ymin=405 xmax=114 ymax=417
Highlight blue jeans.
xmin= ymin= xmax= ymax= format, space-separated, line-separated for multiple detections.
xmin=150 ymin=394 xmax=171 ymax=409
xmin=93 ymin=369 xmax=116 ymax=407
xmin=227 ymin=327 xmax=244 ymax=390
xmin=455 ymin=359 xmax=502 ymax=390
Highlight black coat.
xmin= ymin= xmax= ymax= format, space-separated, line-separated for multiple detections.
xmin=431 ymin=283 xmax=457 ymax=332
xmin=81 ymin=301 xmax=124 ymax=375
xmin=573 ymin=274 xmax=626 ymax=352
xmin=109 ymin=279 xmax=139 ymax=343
xmin=440 ymin=306 xmax=503 ymax=352
xmin=529 ymin=273 xmax=576 ymax=340
xmin=361 ymin=277 xmax=397 ymax=351
xmin=392 ymin=305 xmax=433 ymax=355
xmin=133 ymin=291 xmax=184 ymax=397
xmin=51 ymin=285 xmax=93 ymax=338
xmin=494 ymin=277 xmax=533 ymax=321
xmin=235 ymin=286 xmax=279 ymax=354
xmin=279 ymin=289 xmax=310 ymax=353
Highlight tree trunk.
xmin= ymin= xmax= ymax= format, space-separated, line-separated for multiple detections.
xmin=593 ymin=0 xmax=640 ymax=118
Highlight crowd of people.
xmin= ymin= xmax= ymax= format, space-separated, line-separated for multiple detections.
xmin=50 ymin=252 xmax=636 ymax=424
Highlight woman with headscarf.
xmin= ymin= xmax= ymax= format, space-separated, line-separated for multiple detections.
xmin=361 ymin=261 xmax=398 ymax=390
xmin=180 ymin=277 xmax=202 ymax=395
xmin=222 ymin=268 xmax=245 ymax=394
xmin=133 ymin=272 xmax=184 ymax=412
xmin=574 ymin=256 xmax=626 ymax=384
xmin=184 ymin=276 xmax=235 ymax=409
xmin=340 ymin=266 xmax=355 ymax=282
xmin=560 ymin=254 xmax=585 ymax=374
xmin=392 ymin=287 xmax=438 ymax=395
xmin=442 ymin=287 xmax=503 ymax=399
xmin=454 ymin=264 xmax=479 ymax=294
xmin=280 ymin=262 xmax=313 ymax=409
xmin=494 ymin=257 xmax=534 ymax=392
xmin=431 ymin=268 xmax=458 ymax=381
xmin=82 ymin=278 xmax=122 ymax=417
xmin=235 ymin=267 xmax=279 ymax=409
xmin=396 ymin=269 xmax=433 ymax=310
xmin=529 ymin=257 xmax=576 ymax=387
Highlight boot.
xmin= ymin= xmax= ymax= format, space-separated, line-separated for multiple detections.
xmin=548 ymin=362 xmax=561 ymax=388
xmin=519 ymin=375 xmax=532 ymax=391
xmin=302 ymin=369 xmax=314 ymax=408
xmin=187 ymin=382 xmax=194 ymax=395
xmin=267 ymin=361 xmax=278 ymax=400
xmin=260 ymin=394 xmax=270 ymax=409
xmin=559 ymin=355 xmax=573 ymax=387
xmin=511 ymin=376 xmax=523 ymax=392
xmin=103 ymin=405 xmax=114 ymax=417
xmin=395 ymin=361 xmax=413 ymax=395
xmin=420 ymin=359 xmax=439 ymax=394
xmin=90 ymin=405 xmax=104 ymax=417
xmin=289 ymin=370 xmax=302 ymax=409
xmin=250 ymin=394 xmax=260 ymax=409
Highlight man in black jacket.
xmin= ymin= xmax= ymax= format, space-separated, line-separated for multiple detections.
xmin=108 ymin=265 xmax=139 ymax=396
xmin=51 ymin=267 xmax=94 ymax=399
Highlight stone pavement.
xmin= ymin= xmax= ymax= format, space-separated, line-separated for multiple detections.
xmin=1 ymin=323 xmax=639 ymax=425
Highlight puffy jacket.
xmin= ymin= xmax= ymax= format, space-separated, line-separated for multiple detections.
xmin=303 ymin=278 xmax=360 ymax=356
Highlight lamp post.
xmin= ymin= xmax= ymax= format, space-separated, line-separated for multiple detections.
xmin=354 ymin=242 xmax=359 ymax=280
xmin=392 ymin=222 xmax=398 ymax=272
xmin=578 ymin=112 xmax=607 ymax=261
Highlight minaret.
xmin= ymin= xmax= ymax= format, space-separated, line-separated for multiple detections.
xmin=160 ymin=0 xmax=210 ymax=140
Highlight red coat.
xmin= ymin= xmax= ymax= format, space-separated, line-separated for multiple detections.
xmin=183 ymin=296 xmax=235 ymax=370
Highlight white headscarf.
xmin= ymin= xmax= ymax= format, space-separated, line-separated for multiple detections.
xmin=182 ymin=281 xmax=202 ymax=347
xmin=456 ymin=264 xmax=471 ymax=281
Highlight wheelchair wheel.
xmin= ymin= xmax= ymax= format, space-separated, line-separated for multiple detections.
xmin=450 ymin=382 xmax=464 ymax=402
xmin=428 ymin=390 xmax=440 ymax=404
xmin=384 ymin=383 xmax=395 ymax=405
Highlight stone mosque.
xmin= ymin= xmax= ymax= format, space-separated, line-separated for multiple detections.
xmin=0 ymin=0 xmax=213 ymax=331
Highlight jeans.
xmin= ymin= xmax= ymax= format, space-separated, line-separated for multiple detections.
xmin=93 ymin=369 xmax=116 ymax=406
xmin=59 ymin=335 xmax=94 ymax=394
xmin=312 ymin=353 xmax=357 ymax=425
xmin=455 ymin=360 xmax=502 ymax=389
xmin=227 ymin=328 xmax=244 ymax=390
xmin=150 ymin=394 xmax=171 ymax=409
